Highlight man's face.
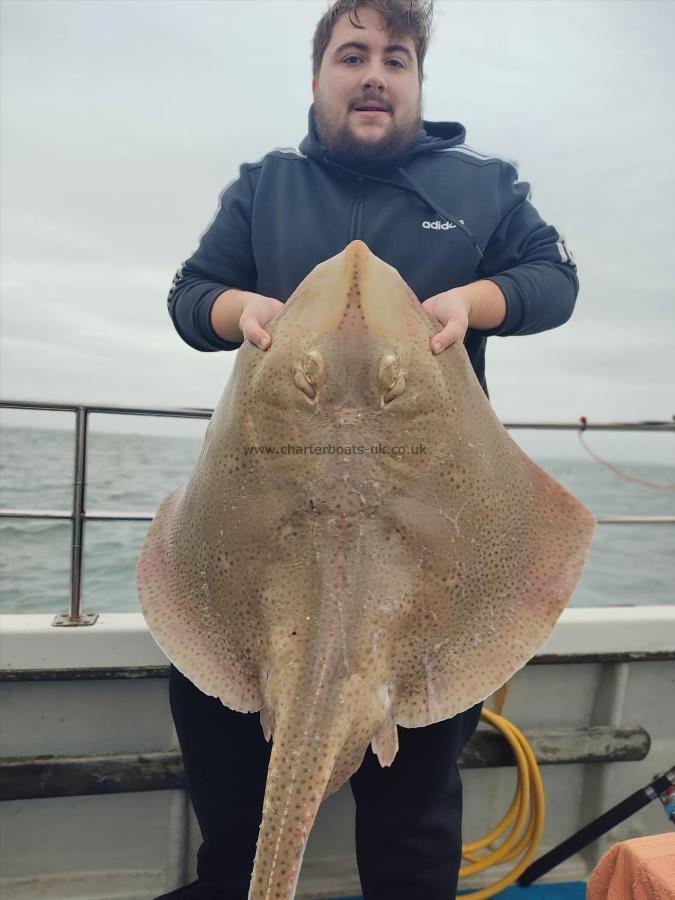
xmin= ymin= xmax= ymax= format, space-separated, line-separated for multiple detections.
xmin=312 ymin=7 xmax=422 ymax=171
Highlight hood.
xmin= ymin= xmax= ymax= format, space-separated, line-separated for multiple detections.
xmin=298 ymin=104 xmax=482 ymax=262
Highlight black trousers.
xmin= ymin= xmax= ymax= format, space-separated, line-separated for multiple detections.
xmin=169 ymin=664 xmax=482 ymax=900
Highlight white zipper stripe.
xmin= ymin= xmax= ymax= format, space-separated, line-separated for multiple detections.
xmin=556 ymin=241 xmax=575 ymax=265
xmin=277 ymin=147 xmax=307 ymax=159
xmin=433 ymin=145 xmax=496 ymax=161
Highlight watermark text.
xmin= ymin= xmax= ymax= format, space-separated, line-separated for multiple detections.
xmin=242 ymin=442 xmax=427 ymax=457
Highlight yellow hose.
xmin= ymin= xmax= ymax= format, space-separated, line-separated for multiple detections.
xmin=457 ymin=707 xmax=546 ymax=898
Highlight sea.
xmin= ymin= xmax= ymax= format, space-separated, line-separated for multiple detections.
xmin=0 ymin=425 xmax=673 ymax=615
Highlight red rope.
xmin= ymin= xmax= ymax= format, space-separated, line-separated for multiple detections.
xmin=577 ymin=417 xmax=675 ymax=491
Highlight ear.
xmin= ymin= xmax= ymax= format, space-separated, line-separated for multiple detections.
xmin=311 ymin=77 xmax=317 ymax=97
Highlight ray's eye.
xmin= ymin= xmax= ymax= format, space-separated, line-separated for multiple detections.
xmin=379 ymin=353 xmax=407 ymax=404
xmin=293 ymin=367 xmax=315 ymax=399
xmin=293 ymin=349 xmax=324 ymax=400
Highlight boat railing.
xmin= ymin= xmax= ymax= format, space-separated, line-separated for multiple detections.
xmin=1 ymin=398 xmax=673 ymax=627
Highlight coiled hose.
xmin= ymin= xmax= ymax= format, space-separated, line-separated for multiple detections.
xmin=457 ymin=706 xmax=546 ymax=898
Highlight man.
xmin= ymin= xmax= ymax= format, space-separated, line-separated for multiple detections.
xmin=159 ymin=1 xmax=578 ymax=898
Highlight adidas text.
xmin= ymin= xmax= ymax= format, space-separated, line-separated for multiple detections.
xmin=422 ymin=219 xmax=464 ymax=230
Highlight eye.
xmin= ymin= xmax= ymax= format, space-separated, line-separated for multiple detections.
xmin=342 ymin=55 xmax=405 ymax=68
xmin=293 ymin=349 xmax=324 ymax=401
xmin=304 ymin=350 xmax=324 ymax=384
xmin=293 ymin=366 xmax=315 ymax=400
xmin=378 ymin=354 xmax=407 ymax=404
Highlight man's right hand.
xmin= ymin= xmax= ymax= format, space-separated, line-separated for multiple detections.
xmin=211 ymin=288 xmax=284 ymax=351
xmin=238 ymin=291 xmax=284 ymax=350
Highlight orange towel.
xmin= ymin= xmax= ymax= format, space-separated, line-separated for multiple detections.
xmin=587 ymin=832 xmax=675 ymax=899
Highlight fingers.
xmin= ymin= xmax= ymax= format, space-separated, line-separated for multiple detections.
xmin=431 ymin=321 xmax=465 ymax=355
xmin=422 ymin=293 xmax=470 ymax=354
xmin=241 ymin=315 xmax=271 ymax=350
xmin=239 ymin=295 xmax=283 ymax=351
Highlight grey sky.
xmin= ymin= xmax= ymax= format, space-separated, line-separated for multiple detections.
xmin=1 ymin=0 xmax=674 ymax=463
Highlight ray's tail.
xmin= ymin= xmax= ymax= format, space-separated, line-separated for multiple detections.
xmin=247 ymin=697 xmax=365 ymax=900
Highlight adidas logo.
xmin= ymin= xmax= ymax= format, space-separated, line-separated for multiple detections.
xmin=422 ymin=219 xmax=465 ymax=230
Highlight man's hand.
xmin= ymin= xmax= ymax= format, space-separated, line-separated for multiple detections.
xmin=238 ymin=292 xmax=284 ymax=350
xmin=422 ymin=289 xmax=471 ymax=355
xmin=422 ymin=280 xmax=507 ymax=354
xmin=211 ymin=288 xmax=283 ymax=350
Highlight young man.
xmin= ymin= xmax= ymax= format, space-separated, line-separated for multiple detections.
xmin=160 ymin=2 xmax=578 ymax=898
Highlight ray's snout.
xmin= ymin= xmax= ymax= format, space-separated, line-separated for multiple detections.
xmin=274 ymin=239 xmax=428 ymax=411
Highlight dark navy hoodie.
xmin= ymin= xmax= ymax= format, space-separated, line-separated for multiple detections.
xmin=168 ymin=104 xmax=578 ymax=393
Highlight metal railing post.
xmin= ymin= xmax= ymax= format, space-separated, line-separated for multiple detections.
xmin=53 ymin=407 xmax=98 ymax=626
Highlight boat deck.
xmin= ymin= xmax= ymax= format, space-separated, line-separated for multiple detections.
xmin=463 ymin=884 xmax=587 ymax=898
xmin=333 ymin=885 xmax=587 ymax=899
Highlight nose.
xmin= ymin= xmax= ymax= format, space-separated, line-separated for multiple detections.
xmin=359 ymin=62 xmax=387 ymax=93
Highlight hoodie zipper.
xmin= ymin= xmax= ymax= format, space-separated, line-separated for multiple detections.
xmin=327 ymin=156 xmax=482 ymax=261
xmin=349 ymin=176 xmax=365 ymax=241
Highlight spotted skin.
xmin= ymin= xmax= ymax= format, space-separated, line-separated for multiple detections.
xmin=137 ymin=240 xmax=595 ymax=899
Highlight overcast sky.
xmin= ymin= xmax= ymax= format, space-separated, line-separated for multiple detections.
xmin=1 ymin=0 xmax=674 ymax=463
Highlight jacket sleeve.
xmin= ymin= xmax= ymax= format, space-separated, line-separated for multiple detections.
xmin=167 ymin=164 xmax=258 ymax=351
xmin=476 ymin=162 xmax=578 ymax=337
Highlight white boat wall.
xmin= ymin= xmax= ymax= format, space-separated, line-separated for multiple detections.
xmin=1 ymin=607 xmax=674 ymax=900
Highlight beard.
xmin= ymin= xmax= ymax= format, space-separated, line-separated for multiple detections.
xmin=313 ymin=95 xmax=423 ymax=173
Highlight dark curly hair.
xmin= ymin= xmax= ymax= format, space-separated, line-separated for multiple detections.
xmin=312 ymin=0 xmax=434 ymax=83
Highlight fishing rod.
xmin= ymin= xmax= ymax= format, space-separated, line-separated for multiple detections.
xmin=518 ymin=766 xmax=675 ymax=885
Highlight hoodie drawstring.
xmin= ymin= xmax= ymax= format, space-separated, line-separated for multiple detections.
xmin=319 ymin=152 xmax=484 ymax=264
xmin=396 ymin=167 xmax=484 ymax=263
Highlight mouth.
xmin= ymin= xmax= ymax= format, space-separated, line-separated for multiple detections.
xmin=353 ymin=109 xmax=390 ymax=120
xmin=352 ymin=103 xmax=391 ymax=116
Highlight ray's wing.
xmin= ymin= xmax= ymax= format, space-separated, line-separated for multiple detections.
xmin=136 ymin=344 xmax=318 ymax=713
xmin=387 ymin=344 xmax=595 ymax=728
xmin=136 ymin=482 xmax=262 ymax=710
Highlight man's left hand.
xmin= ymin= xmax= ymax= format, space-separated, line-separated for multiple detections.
xmin=422 ymin=279 xmax=507 ymax=354
xmin=422 ymin=289 xmax=472 ymax=355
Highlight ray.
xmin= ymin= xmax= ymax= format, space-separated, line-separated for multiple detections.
xmin=137 ymin=240 xmax=595 ymax=899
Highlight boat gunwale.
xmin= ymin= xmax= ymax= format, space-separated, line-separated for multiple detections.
xmin=1 ymin=609 xmax=674 ymax=680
